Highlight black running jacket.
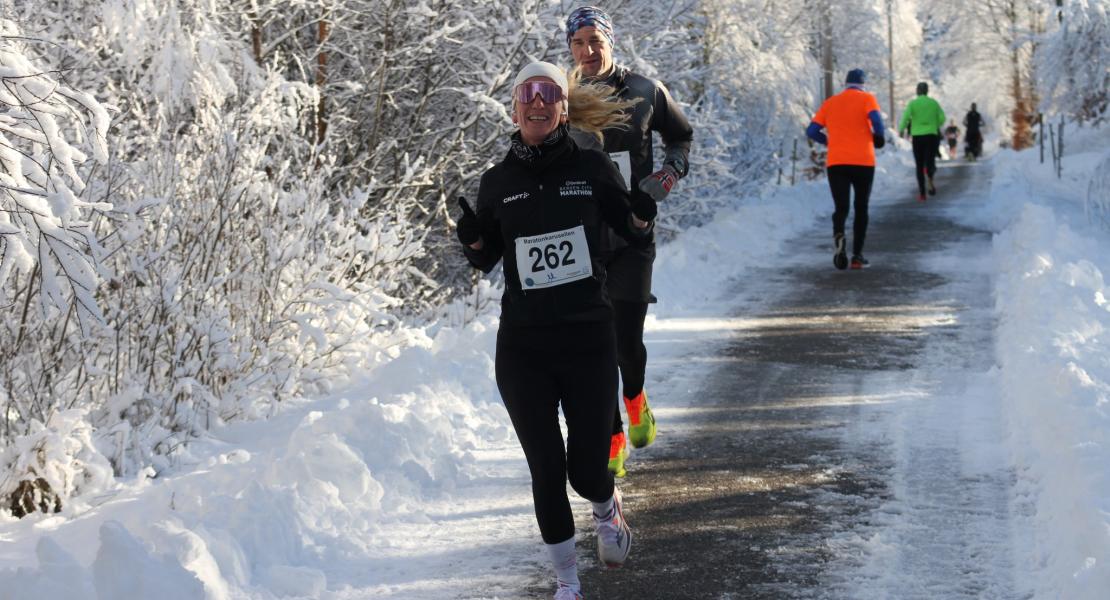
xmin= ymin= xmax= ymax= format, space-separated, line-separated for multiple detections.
xmin=571 ymin=65 xmax=693 ymax=302
xmin=463 ymin=133 xmax=653 ymax=327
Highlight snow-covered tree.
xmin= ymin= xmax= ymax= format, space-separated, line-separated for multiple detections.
xmin=830 ymin=0 xmax=923 ymax=124
xmin=0 ymin=18 xmax=112 ymax=426
xmin=0 ymin=21 xmax=111 ymax=326
xmin=917 ymin=2 xmax=1008 ymax=136
xmin=1038 ymin=0 xmax=1109 ymax=123
xmin=1 ymin=2 xmax=435 ymax=481
xmin=963 ymin=0 xmax=1048 ymax=148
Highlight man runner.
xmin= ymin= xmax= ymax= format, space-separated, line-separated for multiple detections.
xmin=964 ymin=103 xmax=985 ymax=160
xmin=899 ymin=82 xmax=946 ymax=201
xmin=806 ymin=68 xmax=886 ymax=270
xmin=565 ymin=5 xmax=694 ymax=477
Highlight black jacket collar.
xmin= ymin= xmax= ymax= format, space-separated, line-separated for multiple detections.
xmin=507 ymin=125 xmax=573 ymax=172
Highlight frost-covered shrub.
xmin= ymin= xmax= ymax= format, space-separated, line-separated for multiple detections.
xmin=0 ymin=409 xmax=115 ymax=517
xmin=86 ymin=62 xmax=430 ymax=473
xmin=2 ymin=3 xmax=438 ymax=476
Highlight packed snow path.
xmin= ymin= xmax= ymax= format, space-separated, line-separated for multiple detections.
xmin=558 ymin=160 xmax=1019 ymax=599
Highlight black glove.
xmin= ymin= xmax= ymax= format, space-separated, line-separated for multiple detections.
xmin=630 ymin=192 xmax=657 ymax=222
xmin=873 ymin=132 xmax=886 ymax=149
xmin=456 ymin=197 xmax=481 ymax=246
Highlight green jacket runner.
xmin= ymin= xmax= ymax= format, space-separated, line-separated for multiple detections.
xmin=899 ymin=95 xmax=946 ymax=136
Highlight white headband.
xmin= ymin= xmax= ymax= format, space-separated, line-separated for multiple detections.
xmin=512 ymin=61 xmax=569 ymax=99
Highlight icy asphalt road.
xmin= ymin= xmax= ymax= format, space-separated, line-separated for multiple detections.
xmin=554 ymin=160 xmax=1019 ymax=599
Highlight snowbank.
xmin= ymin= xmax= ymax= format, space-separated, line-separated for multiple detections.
xmin=972 ymin=126 xmax=1110 ymax=598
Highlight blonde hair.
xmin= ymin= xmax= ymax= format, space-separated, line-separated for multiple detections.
xmin=566 ymin=67 xmax=639 ymax=142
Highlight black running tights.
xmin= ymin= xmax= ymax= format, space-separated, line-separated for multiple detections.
xmin=912 ymin=134 xmax=939 ymax=194
xmin=496 ymin=322 xmax=618 ymax=544
xmin=609 ymin=300 xmax=649 ymax=436
xmin=827 ymin=165 xmax=875 ymax=256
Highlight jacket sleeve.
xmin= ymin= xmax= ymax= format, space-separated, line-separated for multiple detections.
xmin=868 ymin=111 xmax=885 ymax=137
xmin=807 ymin=101 xmax=829 ymax=144
xmin=595 ymin=157 xmax=653 ymax=247
xmin=898 ymin=103 xmax=912 ymax=133
xmin=462 ymin=172 xmax=505 ymax=273
xmin=650 ymin=81 xmax=694 ymax=178
xmin=806 ymin=121 xmax=828 ymax=145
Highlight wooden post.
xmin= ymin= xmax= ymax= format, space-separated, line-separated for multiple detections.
xmin=791 ymin=139 xmax=798 ymax=185
xmin=777 ymin=140 xmax=784 ymax=185
xmin=1057 ymin=117 xmax=1065 ymax=179
xmin=1049 ymin=123 xmax=1057 ymax=173
xmin=1039 ymin=113 xmax=1044 ymax=163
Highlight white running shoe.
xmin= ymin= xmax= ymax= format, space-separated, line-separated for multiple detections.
xmin=554 ymin=583 xmax=583 ymax=599
xmin=593 ymin=488 xmax=632 ymax=567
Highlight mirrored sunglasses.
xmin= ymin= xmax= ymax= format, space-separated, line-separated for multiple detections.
xmin=515 ymin=81 xmax=564 ymax=105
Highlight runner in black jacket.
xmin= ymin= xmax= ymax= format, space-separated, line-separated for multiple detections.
xmin=457 ymin=61 xmax=653 ymax=600
xmin=964 ymin=103 xmax=985 ymax=159
xmin=565 ymin=6 xmax=694 ymax=478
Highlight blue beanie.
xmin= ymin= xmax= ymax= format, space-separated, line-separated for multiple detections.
xmin=846 ymin=69 xmax=866 ymax=85
xmin=566 ymin=6 xmax=615 ymax=47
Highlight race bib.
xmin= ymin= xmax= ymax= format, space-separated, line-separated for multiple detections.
xmin=608 ymin=151 xmax=632 ymax=190
xmin=514 ymin=225 xmax=593 ymax=290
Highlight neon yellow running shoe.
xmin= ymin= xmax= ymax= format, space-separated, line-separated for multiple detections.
xmin=607 ymin=431 xmax=628 ymax=478
xmin=624 ymin=390 xmax=656 ymax=449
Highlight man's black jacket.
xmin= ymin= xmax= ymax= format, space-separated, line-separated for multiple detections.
xmin=570 ymin=64 xmax=693 ymax=303
xmin=577 ymin=65 xmax=693 ymax=184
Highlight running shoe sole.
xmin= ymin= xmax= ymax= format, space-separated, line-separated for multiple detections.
xmin=833 ymin=235 xmax=848 ymax=270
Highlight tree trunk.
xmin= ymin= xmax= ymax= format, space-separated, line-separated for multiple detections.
xmin=1007 ymin=2 xmax=1032 ymax=150
xmin=886 ymin=0 xmax=896 ymax=126
xmin=315 ymin=11 xmax=330 ymax=147
xmin=248 ymin=2 xmax=263 ymax=64
xmin=821 ymin=0 xmax=834 ymax=100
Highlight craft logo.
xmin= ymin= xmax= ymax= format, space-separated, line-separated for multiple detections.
xmin=560 ymin=180 xmax=592 ymax=197
xmin=503 ymin=192 xmax=529 ymax=204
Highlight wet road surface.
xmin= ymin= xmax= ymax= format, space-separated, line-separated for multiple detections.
xmin=526 ymin=160 xmax=1008 ymax=599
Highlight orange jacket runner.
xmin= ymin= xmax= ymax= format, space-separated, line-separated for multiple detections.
xmin=810 ymin=88 xmax=883 ymax=167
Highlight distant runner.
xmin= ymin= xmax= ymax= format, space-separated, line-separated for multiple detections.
xmin=944 ymin=120 xmax=960 ymax=159
xmin=899 ymin=82 xmax=946 ymax=201
xmin=806 ymin=68 xmax=886 ymax=270
xmin=964 ymin=103 xmax=985 ymax=160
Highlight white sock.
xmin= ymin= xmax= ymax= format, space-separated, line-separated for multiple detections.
xmin=591 ymin=494 xmax=615 ymax=519
xmin=545 ymin=537 xmax=579 ymax=590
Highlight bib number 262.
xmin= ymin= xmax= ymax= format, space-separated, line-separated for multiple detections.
xmin=529 ymin=241 xmax=575 ymax=272
xmin=514 ymin=225 xmax=592 ymax=289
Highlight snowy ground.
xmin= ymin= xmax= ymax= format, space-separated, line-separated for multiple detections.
xmin=1 ymin=130 xmax=1108 ymax=599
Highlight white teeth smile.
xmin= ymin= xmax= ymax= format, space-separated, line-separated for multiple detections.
xmin=527 ymin=116 xmax=549 ymax=121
